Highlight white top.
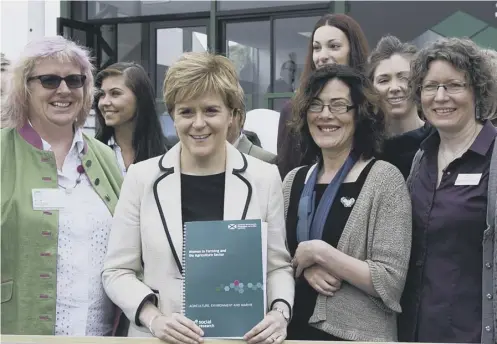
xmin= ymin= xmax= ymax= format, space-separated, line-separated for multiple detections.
xmin=108 ymin=136 xmax=127 ymax=177
xmin=233 ymin=132 xmax=243 ymax=147
xmin=244 ymin=109 xmax=280 ymax=155
xmin=39 ymin=128 xmax=115 ymax=336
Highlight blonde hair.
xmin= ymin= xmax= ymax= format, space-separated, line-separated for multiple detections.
xmin=1 ymin=36 xmax=95 ymax=129
xmin=163 ymin=52 xmax=245 ymax=118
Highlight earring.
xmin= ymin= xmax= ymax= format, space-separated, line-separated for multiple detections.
xmin=475 ymin=104 xmax=481 ymax=120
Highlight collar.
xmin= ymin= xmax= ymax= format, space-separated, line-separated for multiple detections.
xmin=233 ymin=132 xmax=244 ymax=148
xmin=421 ymin=120 xmax=497 ymax=156
xmin=108 ymin=136 xmax=119 ymax=148
xmin=19 ymin=120 xmax=87 ymax=154
xmin=158 ymin=141 xmax=248 ymax=173
xmin=469 ymin=120 xmax=497 ymax=156
xmin=40 ymin=126 xmax=85 ymax=155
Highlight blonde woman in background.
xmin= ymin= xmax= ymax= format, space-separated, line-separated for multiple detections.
xmin=366 ymin=35 xmax=433 ymax=179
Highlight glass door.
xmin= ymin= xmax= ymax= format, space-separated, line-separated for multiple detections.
xmin=151 ymin=20 xmax=209 ymax=101
xmin=57 ymin=18 xmax=117 ymax=72
xmin=150 ymin=20 xmax=208 ymax=145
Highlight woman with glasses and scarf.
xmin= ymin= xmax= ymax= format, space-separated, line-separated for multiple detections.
xmin=1 ymin=36 xmax=122 ymax=336
xmin=283 ymin=64 xmax=412 ymax=341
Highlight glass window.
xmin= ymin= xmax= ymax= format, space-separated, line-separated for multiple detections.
xmin=155 ymin=26 xmax=208 ymax=99
xmin=62 ymin=27 xmax=91 ymax=51
xmin=219 ymin=0 xmax=330 ymax=11
xmin=346 ymin=1 xmax=497 ymax=50
xmin=88 ymin=0 xmax=209 ymax=19
xmin=61 ymin=24 xmax=117 ymax=71
xmin=271 ymin=15 xmax=320 ymax=111
xmin=226 ymin=20 xmax=271 ymax=111
xmin=117 ymin=23 xmax=144 ymax=66
xmin=100 ymin=24 xmax=116 ymax=69
xmin=155 ymin=25 xmax=207 ymax=145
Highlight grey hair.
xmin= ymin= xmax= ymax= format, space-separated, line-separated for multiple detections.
xmin=481 ymin=48 xmax=497 ymax=119
xmin=1 ymin=36 xmax=95 ymax=129
xmin=408 ymin=37 xmax=497 ymax=121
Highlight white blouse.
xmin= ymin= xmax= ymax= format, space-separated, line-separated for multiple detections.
xmin=108 ymin=137 xmax=127 ymax=177
xmin=40 ymin=128 xmax=114 ymax=336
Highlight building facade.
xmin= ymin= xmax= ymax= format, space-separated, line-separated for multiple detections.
xmin=58 ymin=1 xmax=497 ymax=134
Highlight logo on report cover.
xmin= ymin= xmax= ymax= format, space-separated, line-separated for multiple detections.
xmin=194 ymin=319 xmax=215 ymax=328
xmin=228 ymin=222 xmax=258 ymax=230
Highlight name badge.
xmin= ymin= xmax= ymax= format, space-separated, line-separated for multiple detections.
xmin=454 ymin=173 xmax=482 ymax=186
xmin=32 ymin=189 xmax=65 ymax=210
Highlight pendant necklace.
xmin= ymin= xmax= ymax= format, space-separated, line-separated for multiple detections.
xmin=58 ymin=155 xmax=85 ymax=194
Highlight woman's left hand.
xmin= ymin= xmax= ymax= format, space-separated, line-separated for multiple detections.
xmin=243 ymin=310 xmax=287 ymax=344
xmin=292 ymin=240 xmax=325 ymax=277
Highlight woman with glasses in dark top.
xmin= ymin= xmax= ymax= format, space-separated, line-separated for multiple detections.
xmin=1 ymin=36 xmax=122 ymax=335
xmin=95 ymin=62 xmax=168 ymax=176
xmin=398 ymin=37 xmax=497 ymax=344
xmin=283 ymin=64 xmax=412 ymax=341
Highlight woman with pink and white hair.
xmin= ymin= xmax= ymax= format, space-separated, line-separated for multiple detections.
xmin=1 ymin=36 xmax=123 ymax=336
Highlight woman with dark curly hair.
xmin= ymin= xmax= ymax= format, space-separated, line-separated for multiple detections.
xmin=399 ymin=38 xmax=497 ymax=344
xmin=283 ymin=64 xmax=412 ymax=341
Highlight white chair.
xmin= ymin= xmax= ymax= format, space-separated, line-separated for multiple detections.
xmin=244 ymin=109 xmax=280 ymax=155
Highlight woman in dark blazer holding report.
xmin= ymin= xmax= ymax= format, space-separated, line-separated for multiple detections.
xmin=102 ymin=52 xmax=295 ymax=344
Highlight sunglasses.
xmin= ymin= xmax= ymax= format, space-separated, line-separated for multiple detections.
xmin=28 ymin=74 xmax=86 ymax=89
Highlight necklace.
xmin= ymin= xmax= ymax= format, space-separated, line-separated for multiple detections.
xmin=439 ymin=126 xmax=478 ymax=171
xmin=57 ymin=155 xmax=86 ymax=194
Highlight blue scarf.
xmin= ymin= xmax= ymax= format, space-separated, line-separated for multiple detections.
xmin=296 ymin=152 xmax=358 ymax=243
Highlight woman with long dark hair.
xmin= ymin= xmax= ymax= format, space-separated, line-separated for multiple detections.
xmin=95 ymin=62 xmax=168 ymax=175
xmin=276 ymin=14 xmax=370 ymax=179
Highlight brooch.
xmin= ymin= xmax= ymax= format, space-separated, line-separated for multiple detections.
xmin=340 ymin=197 xmax=355 ymax=208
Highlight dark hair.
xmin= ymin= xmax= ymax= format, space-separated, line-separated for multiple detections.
xmin=291 ymin=64 xmax=384 ymax=161
xmin=409 ymin=37 xmax=497 ymax=121
xmin=94 ymin=62 xmax=167 ymax=163
xmin=367 ymin=35 xmax=417 ymax=82
xmin=300 ymin=14 xmax=370 ymax=84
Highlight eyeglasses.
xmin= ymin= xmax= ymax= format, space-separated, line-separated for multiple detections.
xmin=420 ymin=82 xmax=467 ymax=95
xmin=309 ymin=102 xmax=355 ymax=114
xmin=27 ymin=74 xmax=86 ymax=89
